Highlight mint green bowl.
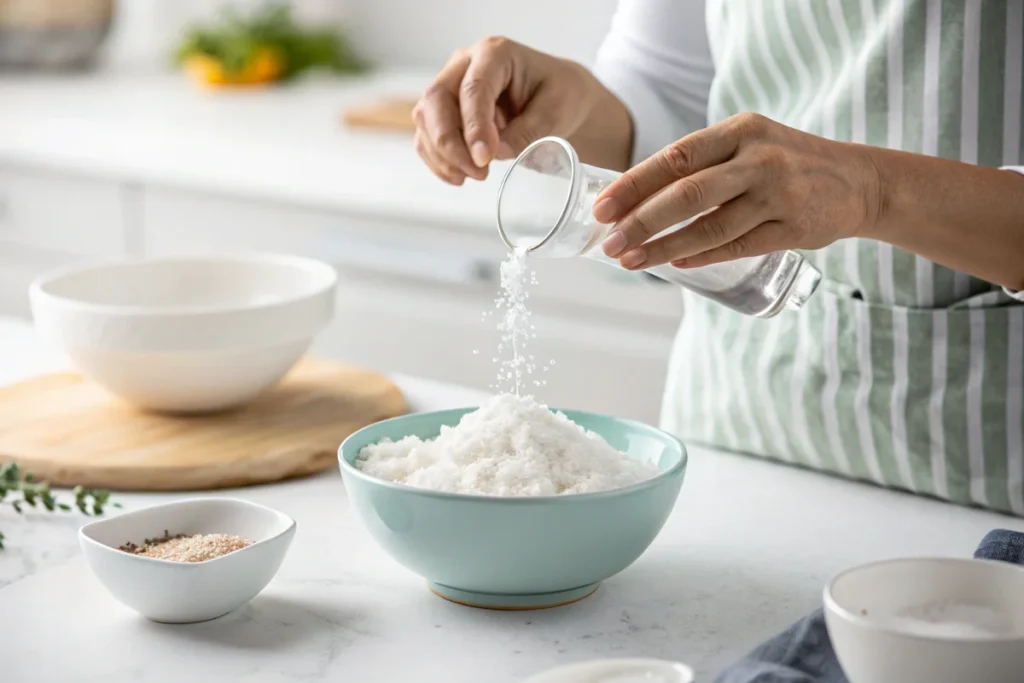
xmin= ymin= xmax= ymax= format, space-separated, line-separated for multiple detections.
xmin=338 ymin=407 xmax=687 ymax=610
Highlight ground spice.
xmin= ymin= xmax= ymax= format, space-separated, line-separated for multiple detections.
xmin=119 ymin=529 xmax=252 ymax=562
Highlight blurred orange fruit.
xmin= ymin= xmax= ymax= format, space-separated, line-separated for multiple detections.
xmin=183 ymin=48 xmax=285 ymax=88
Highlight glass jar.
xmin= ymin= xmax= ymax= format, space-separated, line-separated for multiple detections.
xmin=495 ymin=137 xmax=821 ymax=318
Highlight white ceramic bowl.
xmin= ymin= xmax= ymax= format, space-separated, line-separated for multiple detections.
xmin=30 ymin=253 xmax=336 ymax=412
xmin=824 ymin=557 xmax=1024 ymax=683
xmin=80 ymin=497 xmax=295 ymax=623
xmin=524 ymin=659 xmax=694 ymax=683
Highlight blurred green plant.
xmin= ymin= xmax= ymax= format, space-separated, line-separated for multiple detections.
xmin=0 ymin=462 xmax=119 ymax=551
xmin=173 ymin=3 xmax=366 ymax=80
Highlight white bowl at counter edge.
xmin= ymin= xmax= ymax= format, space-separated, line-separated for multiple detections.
xmin=29 ymin=253 xmax=336 ymax=412
xmin=823 ymin=556 xmax=1024 ymax=683
xmin=523 ymin=658 xmax=694 ymax=683
xmin=79 ymin=497 xmax=296 ymax=624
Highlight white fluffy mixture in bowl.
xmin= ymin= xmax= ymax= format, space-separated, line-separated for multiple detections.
xmin=354 ymin=394 xmax=660 ymax=496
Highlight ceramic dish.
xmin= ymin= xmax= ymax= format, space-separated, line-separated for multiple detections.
xmin=30 ymin=253 xmax=336 ymax=413
xmin=338 ymin=407 xmax=686 ymax=610
xmin=523 ymin=658 xmax=695 ymax=682
xmin=824 ymin=557 xmax=1024 ymax=683
xmin=79 ymin=497 xmax=295 ymax=623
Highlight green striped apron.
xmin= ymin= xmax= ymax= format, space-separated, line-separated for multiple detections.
xmin=660 ymin=0 xmax=1024 ymax=515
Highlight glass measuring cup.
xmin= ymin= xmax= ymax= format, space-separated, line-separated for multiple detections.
xmin=495 ymin=137 xmax=821 ymax=317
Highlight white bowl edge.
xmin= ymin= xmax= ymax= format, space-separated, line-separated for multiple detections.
xmin=79 ymin=496 xmax=296 ymax=567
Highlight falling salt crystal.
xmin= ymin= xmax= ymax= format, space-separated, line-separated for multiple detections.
xmin=478 ymin=247 xmax=556 ymax=396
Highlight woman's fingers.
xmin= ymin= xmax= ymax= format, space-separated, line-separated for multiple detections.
xmin=419 ymin=92 xmax=485 ymax=181
xmin=672 ymin=220 xmax=790 ymax=269
xmin=604 ymin=161 xmax=754 ymax=260
xmin=460 ymin=37 xmax=514 ymax=167
xmin=415 ymin=131 xmax=466 ymax=185
xmin=414 ymin=50 xmax=481 ymax=181
xmin=593 ymin=118 xmax=744 ymax=225
xmin=415 ymin=41 xmax=517 ymax=180
xmin=619 ymin=194 xmax=770 ymax=269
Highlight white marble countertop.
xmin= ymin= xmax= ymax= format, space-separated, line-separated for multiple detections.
xmin=0 ymin=70 xmax=502 ymax=231
xmin=2 ymin=315 xmax=1023 ymax=683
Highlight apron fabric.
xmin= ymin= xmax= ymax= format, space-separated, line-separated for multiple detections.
xmin=660 ymin=0 xmax=1024 ymax=515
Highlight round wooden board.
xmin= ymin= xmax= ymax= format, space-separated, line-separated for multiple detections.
xmin=0 ymin=357 xmax=406 ymax=491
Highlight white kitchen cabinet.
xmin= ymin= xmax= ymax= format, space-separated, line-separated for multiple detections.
xmin=0 ymin=165 xmax=129 ymax=319
xmin=140 ymin=187 xmax=681 ymax=421
xmin=0 ymin=165 xmax=127 ymax=256
xmin=0 ymin=241 xmax=121 ymax=320
xmin=0 ymin=163 xmax=683 ymax=421
xmin=312 ymin=266 xmax=677 ymax=421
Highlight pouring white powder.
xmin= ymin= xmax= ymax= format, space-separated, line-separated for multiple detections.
xmin=358 ymin=248 xmax=658 ymax=496
xmin=355 ymin=393 xmax=660 ymax=496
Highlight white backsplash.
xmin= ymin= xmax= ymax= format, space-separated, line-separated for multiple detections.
xmin=343 ymin=0 xmax=619 ymax=68
xmin=100 ymin=0 xmax=618 ymax=71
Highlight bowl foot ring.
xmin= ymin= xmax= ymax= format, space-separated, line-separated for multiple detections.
xmin=428 ymin=582 xmax=599 ymax=610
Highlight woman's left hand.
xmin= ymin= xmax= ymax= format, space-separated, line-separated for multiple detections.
xmin=594 ymin=113 xmax=884 ymax=269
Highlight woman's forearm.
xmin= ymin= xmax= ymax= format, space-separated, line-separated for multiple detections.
xmin=861 ymin=147 xmax=1024 ymax=291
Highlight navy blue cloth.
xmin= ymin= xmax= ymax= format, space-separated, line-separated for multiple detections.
xmin=714 ymin=529 xmax=1024 ymax=683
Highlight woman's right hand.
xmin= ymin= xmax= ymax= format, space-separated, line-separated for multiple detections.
xmin=413 ymin=36 xmax=630 ymax=185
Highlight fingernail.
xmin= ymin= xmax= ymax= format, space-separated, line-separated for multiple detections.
xmin=621 ymin=249 xmax=647 ymax=269
xmin=671 ymin=258 xmax=688 ymax=268
xmin=602 ymin=230 xmax=628 ymax=257
xmin=593 ymin=197 xmax=618 ymax=223
xmin=471 ymin=141 xmax=490 ymax=167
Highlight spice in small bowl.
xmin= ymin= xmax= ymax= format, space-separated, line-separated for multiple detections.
xmin=119 ymin=529 xmax=252 ymax=563
xmin=80 ymin=498 xmax=296 ymax=623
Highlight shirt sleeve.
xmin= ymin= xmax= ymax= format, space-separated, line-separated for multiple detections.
xmin=1000 ymin=166 xmax=1024 ymax=301
xmin=592 ymin=0 xmax=715 ymax=167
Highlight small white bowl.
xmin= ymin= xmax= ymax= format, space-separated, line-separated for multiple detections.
xmin=824 ymin=557 xmax=1024 ymax=683
xmin=524 ymin=658 xmax=694 ymax=683
xmin=79 ymin=497 xmax=296 ymax=623
xmin=30 ymin=253 xmax=336 ymax=412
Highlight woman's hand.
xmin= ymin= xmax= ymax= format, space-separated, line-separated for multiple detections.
xmin=594 ymin=113 xmax=883 ymax=269
xmin=413 ymin=36 xmax=632 ymax=185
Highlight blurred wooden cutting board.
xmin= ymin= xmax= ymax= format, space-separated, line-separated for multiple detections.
xmin=342 ymin=97 xmax=418 ymax=132
xmin=0 ymin=357 xmax=406 ymax=491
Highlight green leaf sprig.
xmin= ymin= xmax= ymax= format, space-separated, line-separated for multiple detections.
xmin=0 ymin=462 xmax=120 ymax=550
xmin=172 ymin=3 xmax=366 ymax=80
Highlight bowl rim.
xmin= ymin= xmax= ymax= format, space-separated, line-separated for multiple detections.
xmin=79 ymin=496 xmax=296 ymax=568
xmin=337 ymin=406 xmax=688 ymax=503
xmin=823 ymin=556 xmax=1024 ymax=643
xmin=525 ymin=658 xmax=695 ymax=683
xmin=30 ymin=252 xmax=337 ymax=318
